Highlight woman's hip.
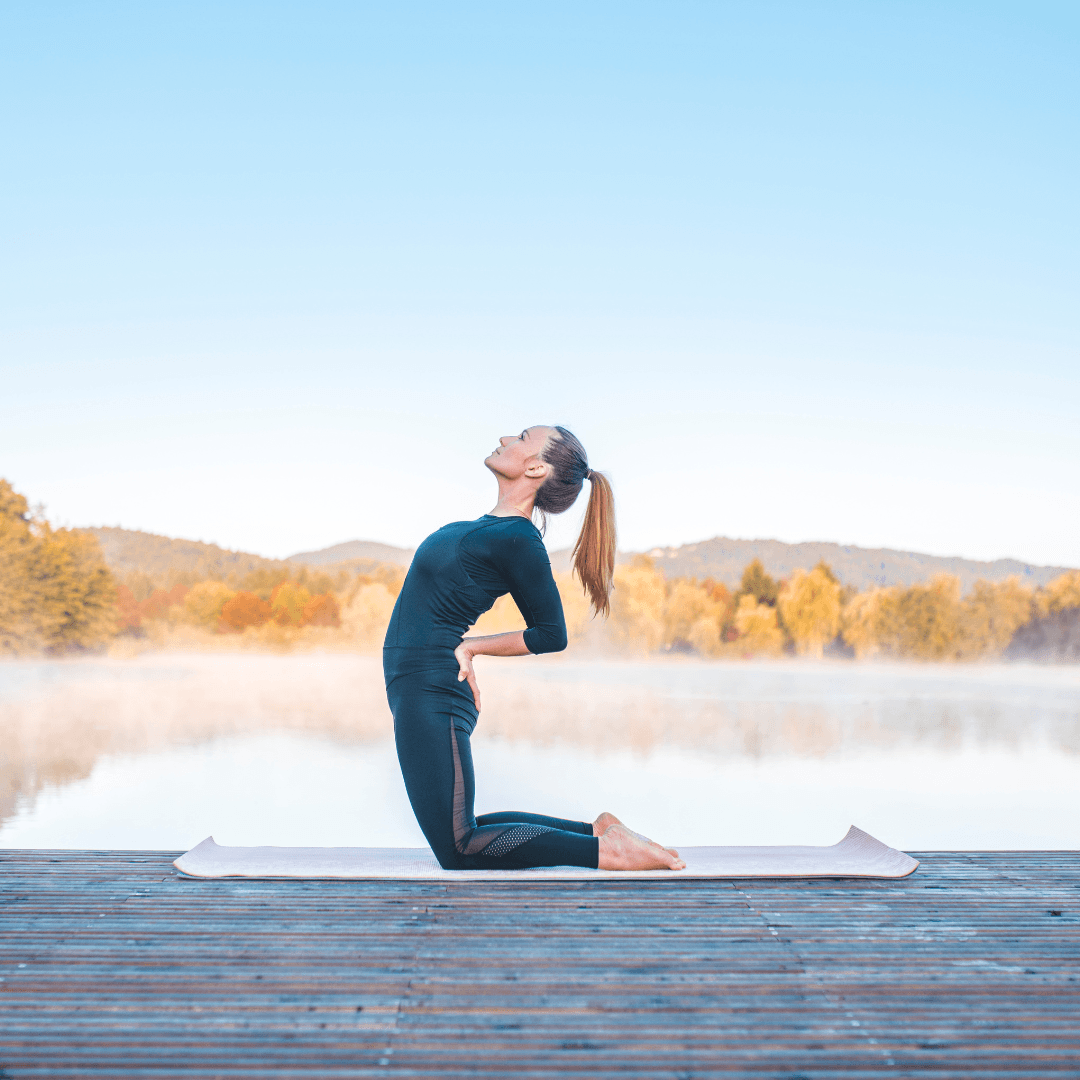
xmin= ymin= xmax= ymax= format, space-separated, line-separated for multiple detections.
xmin=385 ymin=666 xmax=478 ymax=733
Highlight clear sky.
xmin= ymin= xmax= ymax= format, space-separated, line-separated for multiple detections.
xmin=3 ymin=1 xmax=1077 ymax=566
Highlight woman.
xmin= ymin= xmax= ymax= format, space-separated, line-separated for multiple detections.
xmin=383 ymin=425 xmax=684 ymax=872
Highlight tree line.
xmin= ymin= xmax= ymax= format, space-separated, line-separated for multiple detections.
xmin=2 ymin=478 xmax=1077 ymax=660
xmin=605 ymin=555 xmax=1079 ymax=660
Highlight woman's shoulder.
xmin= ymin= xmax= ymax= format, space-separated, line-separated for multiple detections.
xmin=477 ymin=514 xmax=544 ymax=543
xmin=479 ymin=513 xmax=539 ymax=530
xmin=460 ymin=514 xmax=544 ymax=555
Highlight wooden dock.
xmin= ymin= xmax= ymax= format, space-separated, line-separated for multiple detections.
xmin=1 ymin=850 xmax=1077 ymax=1077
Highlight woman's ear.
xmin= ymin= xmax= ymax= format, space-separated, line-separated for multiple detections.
xmin=523 ymin=459 xmax=549 ymax=480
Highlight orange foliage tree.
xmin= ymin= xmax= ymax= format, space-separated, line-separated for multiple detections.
xmin=115 ymin=584 xmax=142 ymax=632
xmin=140 ymin=584 xmax=189 ymax=621
xmin=302 ymin=593 xmax=341 ymax=628
xmin=219 ymin=592 xmax=272 ymax=632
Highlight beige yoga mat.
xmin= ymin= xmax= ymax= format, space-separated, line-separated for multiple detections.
xmin=173 ymin=825 xmax=918 ymax=880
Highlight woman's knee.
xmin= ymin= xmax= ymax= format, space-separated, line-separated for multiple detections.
xmin=433 ymin=845 xmax=467 ymax=871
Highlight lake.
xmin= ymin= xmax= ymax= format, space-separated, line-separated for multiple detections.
xmin=1 ymin=652 xmax=1078 ymax=852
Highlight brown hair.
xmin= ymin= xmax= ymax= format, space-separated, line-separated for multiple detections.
xmin=535 ymin=426 xmax=616 ymax=618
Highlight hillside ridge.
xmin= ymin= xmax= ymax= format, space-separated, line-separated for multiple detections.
xmin=288 ymin=539 xmax=413 ymax=567
xmin=86 ymin=526 xmax=1072 ymax=593
xmin=607 ymin=536 xmax=1072 ymax=593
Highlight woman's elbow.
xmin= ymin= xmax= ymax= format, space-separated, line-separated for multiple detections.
xmin=530 ymin=627 xmax=567 ymax=654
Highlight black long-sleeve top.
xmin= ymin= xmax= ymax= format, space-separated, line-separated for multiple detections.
xmin=383 ymin=515 xmax=567 ymax=685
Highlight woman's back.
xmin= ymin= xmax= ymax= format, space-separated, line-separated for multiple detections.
xmin=383 ymin=514 xmax=566 ymax=656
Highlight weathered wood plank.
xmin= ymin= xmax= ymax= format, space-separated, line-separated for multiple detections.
xmin=1 ymin=849 xmax=1078 ymax=1076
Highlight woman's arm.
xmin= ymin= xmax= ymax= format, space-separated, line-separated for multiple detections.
xmin=454 ymin=522 xmax=568 ymax=711
xmin=454 ymin=631 xmax=529 ymax=711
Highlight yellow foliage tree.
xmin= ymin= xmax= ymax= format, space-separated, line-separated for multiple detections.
xmin=271 ymin=581 xmax=313 ymax=626
xmin=341 ymin=582 xmax=397 ymax=648
xmin=663 ymin=578 xmax=725 ymax=654
xmin=609 ymin=556 xmax=666 ymax=654
xmin=778 ymin=566 xmax=842 ymax=658
xmin=688 ymin=613 xmax=723 ymax=656
xmin=1040 ymin=570 xmax=1080 ymax=615
xmin=738 ymin=558 xmax=779 ymax=606
xmin=958 ymin=577 xmax=1033 ymax=658
xmin=470 ymin=593 xmax=527 ymax=635
xmin=31 ymin=526 xmax=118 ymax=652
xmin=841 ymin=586 xmax=903 ymax=659
xmin=896 ymin=575 xmax=962 ymax=660
xmin=554 ymin=571 xmax=594 ymax=645
xmin=731 ymin=595 xmax=785 ymax=657
xmin=0 ymin=480 xmax=116 ymax=654
xmin=183 ymin=581 xmax=235 ymax=629
xmin=0 ymin=481 xmax=37 ymax=653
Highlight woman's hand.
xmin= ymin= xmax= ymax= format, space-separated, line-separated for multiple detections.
xmin=454 ymin=640 xmax=481 ymax=712
xmin=453 ymin=631 xmax=529 ymax=712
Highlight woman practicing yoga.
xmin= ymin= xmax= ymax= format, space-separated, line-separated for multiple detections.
xmin=383 ymin=425 xmax=685 ymax=872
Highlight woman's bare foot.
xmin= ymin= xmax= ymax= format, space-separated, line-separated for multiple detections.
xmin=593 ymin=811 xmax=680 ymax=860
xmin=592 ymin=811 xmax=624 ymax=836
xmin=598 ymin=824 xmax=685 ymax=871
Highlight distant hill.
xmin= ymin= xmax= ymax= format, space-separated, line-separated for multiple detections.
xmin=89 ymin=526 xmax=1072 ymax=597
xmin=288 ymin=539 xmax=414 ymax=567
xmin=556 ymin=536 xmax=1073 ymax=594
xmin=86 ymin=527 xmax=410 ymax=585
xmin=87 ymin=527 xmax=286 ymax=580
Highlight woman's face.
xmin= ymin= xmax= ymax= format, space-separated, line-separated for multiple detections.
xmin=485 ymin=426 xmax=557 ymax=481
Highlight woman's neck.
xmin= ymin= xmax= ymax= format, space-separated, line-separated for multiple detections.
xmin=488 ymin=479 xmax=537 ymax=518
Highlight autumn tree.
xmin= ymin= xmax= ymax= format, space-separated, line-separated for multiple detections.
xmin=813 ymin=560 xmax=839 ymax=585
xmin=219 ymin=591 xmax=272 ymax=632
xmin=0 ymin=480 xmax=116 ymax=654
xmin=0 ymin=480 xmax=37 ymax=652
xmin=896 ymin=575 xmax=962 ymax=660
xmin=554 ymin=571 xmax=593 ymax=645
xmin=958 ymin=577 xmax=1033 ymax=658
xmin=778 ymin=565 xmax=842 ymax=658
xmin=1039 ymin=570 xmax=1080 ymax=616
xmin=841 ymin=586 xmax=903 ymax=659
xmin=663 ymin=578 xmax=726 ymax=654
xmin=737 ymin=559 xmax=779 ymax=606
xmin=731 ymin=595 xmax=785 ymax=657
xmin=302 ymin=593 xmax=341 ymax=628
xmin=609 ymin=556 xmax=666 ymax=654
xmin=342 ymin=582 xmax=398 ymax=648
xmin=116 ymin=584 xmax=143 ymax=632
xmin=140 ymin=584 xmax=189 ymax=622
xmin=183 ymin=581 xmax=235 ymax=628
xmin=270 ymin=581 xmax=312 ymax=626
xmin=32 ymin=527 xmax=118 ymax=651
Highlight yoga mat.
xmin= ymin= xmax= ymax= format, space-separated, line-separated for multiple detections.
xmin=173 ymin=825 xmax=918 ymax=880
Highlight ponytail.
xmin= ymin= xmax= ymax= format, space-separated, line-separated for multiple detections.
xmin=534 ymin=425 xmax=617 ymax=619
xmin=571 ymin=470 xmax=616 ymax=618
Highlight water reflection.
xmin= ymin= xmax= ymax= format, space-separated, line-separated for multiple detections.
xmin=1 ymin=654 xmax=1078 ymax=850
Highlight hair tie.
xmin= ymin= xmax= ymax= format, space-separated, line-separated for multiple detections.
xmin=585 ymin=469 xmax=594 ymax=481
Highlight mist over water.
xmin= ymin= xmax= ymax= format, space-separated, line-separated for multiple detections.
xmin=1 ymin=654 xmax=1077 ymax=851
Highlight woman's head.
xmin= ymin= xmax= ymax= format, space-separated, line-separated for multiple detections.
xmin=532 ymin=426 xmax=590 ymax=515
xmin=484 ymin=427 xmax=558 ymax=484
xmin=520 ymin=425 xmax=617 ymax=619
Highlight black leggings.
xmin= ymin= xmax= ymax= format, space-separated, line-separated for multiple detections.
xmin=386 ymin=670 xmax=600 ymax=870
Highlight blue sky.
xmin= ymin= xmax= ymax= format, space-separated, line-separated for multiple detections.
xmin=3 ymin=1 xmax=1077 ymax=565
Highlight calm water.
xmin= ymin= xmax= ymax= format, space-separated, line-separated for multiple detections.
xmin=1 ymin=653 xmax=1078 ymax=851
